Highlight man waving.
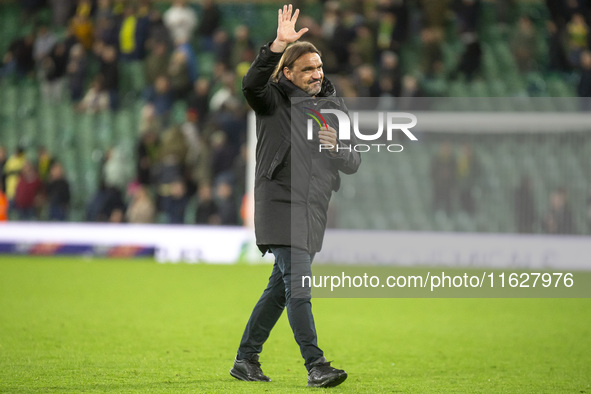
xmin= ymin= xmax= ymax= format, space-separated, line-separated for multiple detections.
xmin=230 ymin=4 xmax=360 ymax=388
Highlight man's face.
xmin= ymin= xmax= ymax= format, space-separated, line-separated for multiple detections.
xmin=284 ymin=52 xmax=324 ymax=96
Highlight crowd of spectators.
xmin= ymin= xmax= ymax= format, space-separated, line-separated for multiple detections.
xmin=1 ymin=0 xmax=247 ymax=225
xmin=0 ymin=145 xmax=71 ymax=222
xmin=0 ymin=0 xmax=590 ymax=231
xmin=428 ymin=141 xmax=582 ymax=235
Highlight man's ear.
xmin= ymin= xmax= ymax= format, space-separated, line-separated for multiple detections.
xmin=283 ymin=67 xmax=292 ymax=81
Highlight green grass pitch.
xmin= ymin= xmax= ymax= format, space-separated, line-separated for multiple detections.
xmin=1 ymin=256 xmax=590 ymax=393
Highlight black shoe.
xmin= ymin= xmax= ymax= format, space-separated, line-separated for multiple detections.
xmin=230 ymin=355 xmax=271 ymax=382
xmin=307 ymin=357 xmax=347 ymax=388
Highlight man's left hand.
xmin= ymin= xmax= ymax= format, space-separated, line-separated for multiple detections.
xmin=319 ymin=126 xmax=338 ymax=153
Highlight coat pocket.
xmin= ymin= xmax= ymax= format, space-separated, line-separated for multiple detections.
xmin=265 ymin=139 xmax=290 ymax=180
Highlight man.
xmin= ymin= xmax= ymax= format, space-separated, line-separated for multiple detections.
xmin=1 ymin=32 xmax=35 ymax=78
xmin=163 ymin=0 xmax=197 ymax=45
xmin=46 ymin=162 xmax=71 ymax=222
xmin=230 ymin=4 xmax=361 ymax=388
xmin=14 ymin=161 xmax=43 ymax=221
xmin=3 ymin=146 xmax=27 ymax=206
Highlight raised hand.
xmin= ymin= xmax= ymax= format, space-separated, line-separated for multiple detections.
xmin=270 ymin=4 xmax=309 ymax=53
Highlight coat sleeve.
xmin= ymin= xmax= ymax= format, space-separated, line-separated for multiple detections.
xmin=329 ymin=141 xmax=362 ymax=175
xmin=242 ymin=43 xmax=284 ymax=115
xmin=327 ymin=99 xmax=362 ymax=175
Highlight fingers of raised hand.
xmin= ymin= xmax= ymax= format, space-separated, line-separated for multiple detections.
xmin=292 ymin=7 xmax=300 ymax=22
xmin=279 ymin=4 xmax=298 ymax=22
xmin=280 ymin=4 xmax=289 ymax=21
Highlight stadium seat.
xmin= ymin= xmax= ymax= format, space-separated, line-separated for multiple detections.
xmin=96 ymin=111 xmax=115 ymax=150
xmin=114 ymin=109 xmax=137 ymax=145
xmin=481 ymin=43 xmax=500 ymax=80
xmin=422 ymin=77 xmax=448 ymax=97
xmin=128 ymin=61 xmax=146 ymax=93
xmin=198 ymin=52 xmax=216 ymax=78
xmin=0 ymin=83 xmax=18 ymax=118
xmin=171 ymin=101 xmax=188 ymax=124
xmin=455 ymin=211 xmax=477 ymax=232
xmin=433 ymin=211 xmax=455 ymax=232
xmin=2 ymin=118 xmax=19 ymax=151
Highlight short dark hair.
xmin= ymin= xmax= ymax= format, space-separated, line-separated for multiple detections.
xmin=272 ymin=41 xmax=321 ymax=82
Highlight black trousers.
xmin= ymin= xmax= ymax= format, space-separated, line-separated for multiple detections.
xmin=236 ymin=246 xmax=324 ymax=370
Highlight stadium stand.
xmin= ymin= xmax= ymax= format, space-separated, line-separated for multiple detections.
xmin=0 ymin=0 xmax=589 ymax=235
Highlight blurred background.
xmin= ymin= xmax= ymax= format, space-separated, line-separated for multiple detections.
xmin=0 ymin=0 xmax=590 ymax=239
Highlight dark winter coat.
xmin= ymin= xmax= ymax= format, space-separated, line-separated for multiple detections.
xmin=243 ymin=43 xmax=361 ymax=254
